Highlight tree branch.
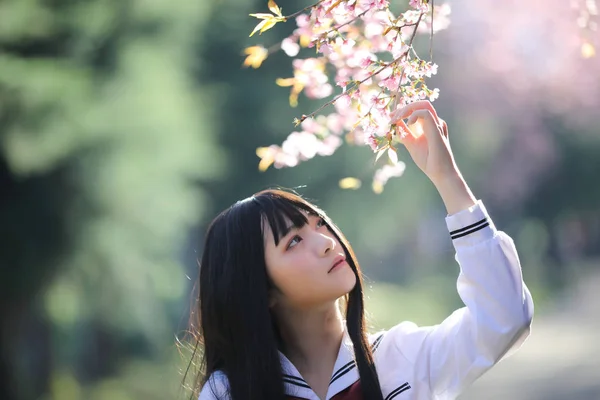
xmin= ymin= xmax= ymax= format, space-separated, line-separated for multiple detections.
xmin=430 ymin=0 xmax=434 ymax=61
xmin=284 ymin=0 xmax=329 ymax=20
xmin=297 ymin=15 xmax=424 ymax=124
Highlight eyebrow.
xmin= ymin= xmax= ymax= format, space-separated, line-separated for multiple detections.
xmin=278 ymin=213 xmax=320 ymax=244
xmin=278 ymin=224 xmax=297 ymax=243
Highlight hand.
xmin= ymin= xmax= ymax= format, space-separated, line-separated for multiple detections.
xmin=390 ymin=100 xmax=457 ymax=185
xmin=390 ymin=101 xmax=476 ymax=214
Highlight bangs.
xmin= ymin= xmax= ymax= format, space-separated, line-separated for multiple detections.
xmin=255 ymin=194 xmax=316 ymax=246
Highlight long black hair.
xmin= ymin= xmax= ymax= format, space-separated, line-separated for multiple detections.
xmin=186 ymin=189 xmax=384 ymax=400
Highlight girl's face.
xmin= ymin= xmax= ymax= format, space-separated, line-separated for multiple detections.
xmin=263 ymin=212 xmax=357 ymax=310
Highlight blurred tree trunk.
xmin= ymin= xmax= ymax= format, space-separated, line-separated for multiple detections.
xmin=0 ymin=149 xmax=68 ymax=400
xmin=0 ymin=314 xmax=18 ymax=400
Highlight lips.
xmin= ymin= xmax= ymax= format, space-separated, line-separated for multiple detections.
xmin=328 ymin=255 xmax=347 ymax=273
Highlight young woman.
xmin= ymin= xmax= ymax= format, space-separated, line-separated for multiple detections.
xmin=189 ymin=101 xmax=534 ymax=400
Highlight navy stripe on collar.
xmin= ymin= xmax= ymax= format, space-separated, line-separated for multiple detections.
xmin=283 ymin=374 xmax=308 ymax=384
xmin=385 ymin=382 xmax=411 ymax=400
xmin=283 ymin=375 xmax=311 ymax=389
xmin=371 ymin=333 xmax=384 ymax=352
xmin=329 ymin=360 xmax=355 ymax=384
xmin=328 ymin=333 xmax=385 ymax=385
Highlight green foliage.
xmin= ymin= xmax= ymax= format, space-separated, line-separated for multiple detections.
xmin=0 ymin=0 xmax=225 ymax=399
xmin=1 ymin=0 xmax=599 ymax=399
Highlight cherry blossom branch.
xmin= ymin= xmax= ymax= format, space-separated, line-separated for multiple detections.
xmin=391 ymin=12 xmax=424 ymax=111
xmin=296 ymin=16 xmax=426 ymax=124
xmin=321 ymin=9 xmax=371 ymax=36
xmin=430 ymin=0 xmax=434 ymax=61
xmin=248 ymin=0 xmax=445 ymax=192
xmin=284 ymin=0 xmax=328 ymax=20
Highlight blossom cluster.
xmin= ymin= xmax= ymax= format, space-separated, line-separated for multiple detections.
xmin=246 ymin=0 xmax=450 ymax=192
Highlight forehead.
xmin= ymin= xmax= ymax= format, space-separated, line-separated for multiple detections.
xmin=260 ymin=206 xmax=314 ymax=247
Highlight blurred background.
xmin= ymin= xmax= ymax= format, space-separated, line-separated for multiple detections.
xmin=1 ymin=0 xmax=599 ymax=399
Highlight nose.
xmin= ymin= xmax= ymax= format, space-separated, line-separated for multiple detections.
xmin=317 ymin=232 xmax=336 ymax=257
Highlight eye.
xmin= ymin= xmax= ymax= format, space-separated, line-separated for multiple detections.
xmin=286 ymin=235 xmax=302 ymax=250
xmin=316 ymin=217 xmax=326 ymax=228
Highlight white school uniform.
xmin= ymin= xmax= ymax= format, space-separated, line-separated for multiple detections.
xmin=199 ymin=200 xmax=534 ymax=400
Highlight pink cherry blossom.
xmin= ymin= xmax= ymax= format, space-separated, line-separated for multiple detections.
xmin=409 ymin=0 xmax=429 ymax=12
xmin=366 ymin=134 xmax=379 ymax=151
xmin=373 ymin=162 xmax=406 ymax=191
xmin=249 ymin=0 xmax=455 ymax=191
xmin=319 ymin=43 xmax=334 ymax=55
xmin=317 ymin=135 xmax=343 ymax=156
xmin=281 ymin=37 xmax=300 ymax=57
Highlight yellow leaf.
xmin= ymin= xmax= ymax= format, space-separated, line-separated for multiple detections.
xmin=582 ymin=42 xmax=596 ymax=59
xmin=256 ymin=147 xmax=274 ymax=172
xmin=290 ymin=82 xmax=305 ymax=108
xmin=372 ymin=181 xmax=384 ymax=194
xmin=249 ymin=13 xmax=273 ymax=20
xmin=375 ymin=145 xmax=389 ymax=163
xmin=249 ymin=15 xmax=282 ymax=37
xmin=276 ymin=78 xmax=304 ymax=107
xmin=276 ymin=77 xmax=295 ymax=87
xmin=249 ymin=19 xmax=269 ymax=37
xmin=260 ymin=18 xmax=279 ymax=35
xmin=268 ymin=0 xmax=283 ymax=17
xmin=339 ymin=177 xmax=362 ymax=190
xmin=243 ymin=46 xmax=269 ymax=68
xmin=289 ymin=91 xmax=299 ymax=107
xmin=387 ymin=148 xmax=398 ymax=164
xmin=299 ymin=34 xmax=311 ymax=48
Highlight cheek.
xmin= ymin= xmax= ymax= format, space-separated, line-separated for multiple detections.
xmin=267 ymin=254 xmax=317 ymax=291
xmin=266 ymin=256 xmax=327 ymax=305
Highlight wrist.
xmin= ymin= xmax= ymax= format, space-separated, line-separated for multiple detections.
xmin=432 ymin=173 xmax=477 ymax=215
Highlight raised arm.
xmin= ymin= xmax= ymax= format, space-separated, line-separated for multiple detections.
xmin=387 ymin=101 xmax=534 ymax=398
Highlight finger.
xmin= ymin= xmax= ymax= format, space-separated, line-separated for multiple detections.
xmin=438 ymin=118 xmax=448 ymax=138
xmin=392 ymin=117 xmax=411 ymax=138
xmin=405 ymin=110 xmax=443 ymax=141
xmin=395 ymin=124 xmax=419 ymax=151
xmin=391 ymin=100 xmax=440 ymax=125
xmin=406 ymin=109 xmax=434 ymax=127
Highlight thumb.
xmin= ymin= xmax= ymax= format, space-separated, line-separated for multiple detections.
xmin=405 ymin=110 xmax=441 ymax=141
xmin=396 ymin=125 xmax=420 ymax=153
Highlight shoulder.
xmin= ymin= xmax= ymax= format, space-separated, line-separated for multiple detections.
xmin=369 ymin=323 xmax=436 ymax=398
xmin=369 ymin=321 xmax=435 ymax=366
xmin=198 ymin=371 xmax=230 ymax=400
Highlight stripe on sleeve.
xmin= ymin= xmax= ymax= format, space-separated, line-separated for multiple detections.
xmin=449 ymin=218 xmax=489 ymax=240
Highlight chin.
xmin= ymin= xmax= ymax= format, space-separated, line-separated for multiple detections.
xmin=339 ymin=270 xmax=357 ymax=294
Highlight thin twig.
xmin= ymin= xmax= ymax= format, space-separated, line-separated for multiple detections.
xmin=267 ymin=42 xmax=281 ymax=54
xmin=264 ymin=8 xmax=371 ymax=58
xmin=390 ymin=12 xmax=424 ymax=111
xmin=284 ymin=0 xmax=329 ymax=20
xmin=430 ymin=0 xmax=434 ymax=61
xmin=321 ymin=9 xmax=370 ymax=37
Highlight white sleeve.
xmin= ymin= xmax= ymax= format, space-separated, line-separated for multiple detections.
xmin=198 ymin=371 xmax=230 ymax=400
xmin=388 ymin=200 xmax=534 ymax=399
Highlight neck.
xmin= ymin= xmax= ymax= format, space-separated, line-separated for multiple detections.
xmin=273 ymin=300 xmax=345 ymax=370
